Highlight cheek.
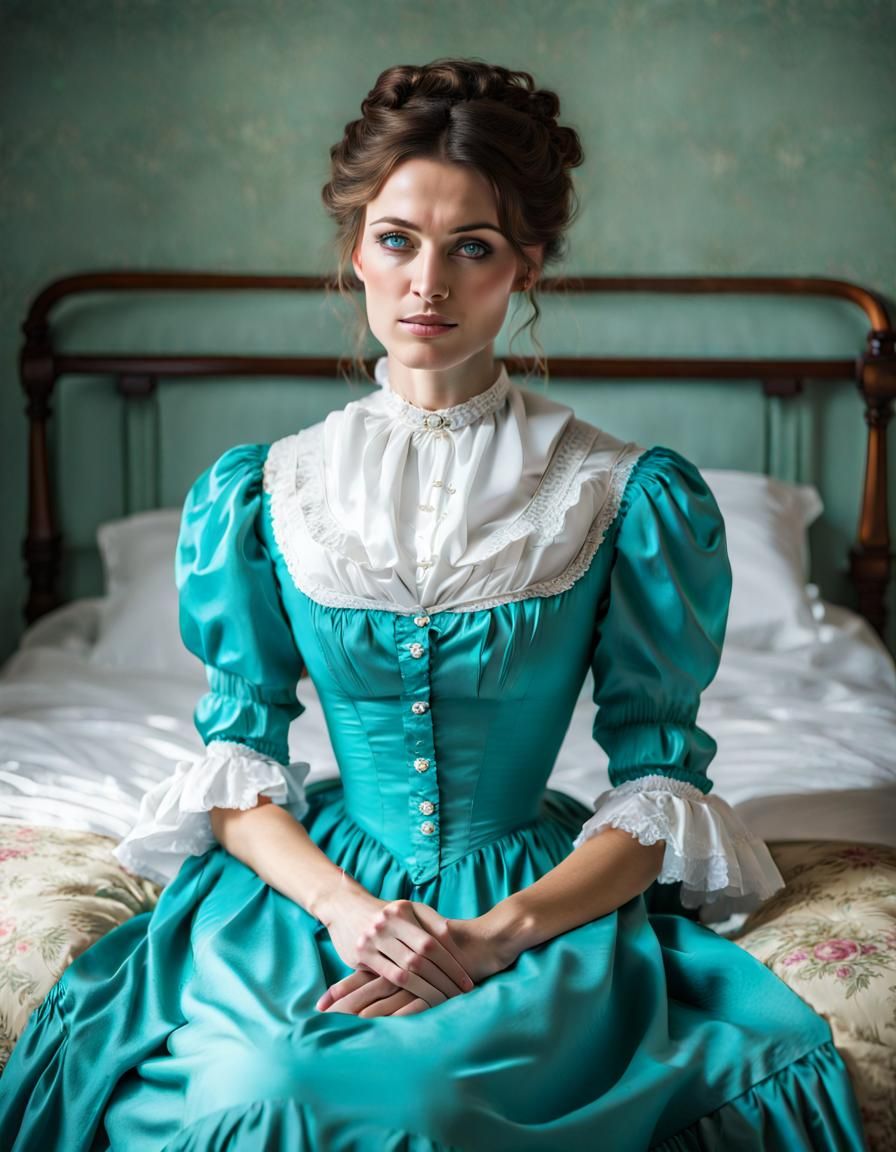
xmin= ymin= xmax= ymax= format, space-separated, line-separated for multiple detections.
xmin=360 ymin=260 xmax=396 ymax=298
xmin=360 ymin=250 xmax=516 ymax=309
xmin=468 ymin=264 xmax=517 ymax=312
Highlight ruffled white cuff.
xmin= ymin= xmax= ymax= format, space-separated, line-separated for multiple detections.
xmin=113 ymin=739 xmax=311 ymax=887
xmin=571 ymin=773 xmax=785 ymax=914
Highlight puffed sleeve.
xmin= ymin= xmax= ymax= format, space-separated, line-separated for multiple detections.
xmin=113 ymin=443 xmax=310 ymax=887
xmin=571 ymin=445 xmax=785 ymax=913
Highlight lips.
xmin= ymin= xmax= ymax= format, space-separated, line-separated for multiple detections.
xmin=401 ymin=315 xmax=457 ymax=326
xmin=399 ymin=317 xmax=458 ymax=338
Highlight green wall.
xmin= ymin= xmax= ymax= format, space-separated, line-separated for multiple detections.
xmin=2 ymin=0 xmax=895 ymax=663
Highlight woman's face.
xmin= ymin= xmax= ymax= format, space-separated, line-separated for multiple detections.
xmin=351 ymin=157 xmax=542 ymax=374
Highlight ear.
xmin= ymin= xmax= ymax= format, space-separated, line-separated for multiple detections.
xmin=351 ymin=243 xmax=365 ymax=284
xmin=516 ymin=242 xmax=545 ymax=291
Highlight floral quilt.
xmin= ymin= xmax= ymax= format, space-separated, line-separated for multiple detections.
xmin=0 ymin=826 xmax=893 ymax=1150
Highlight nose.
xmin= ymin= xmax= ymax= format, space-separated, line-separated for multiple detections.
xmin=411 ymin=247 xmax=449 ymax=302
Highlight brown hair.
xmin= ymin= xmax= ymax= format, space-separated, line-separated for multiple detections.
xmin=321 ymin=57 xmax=584 ymax=383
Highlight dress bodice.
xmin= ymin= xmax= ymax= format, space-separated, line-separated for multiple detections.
xmin=114 ymin=359 xmax=785 ymax=911
xmin=274 ymin=555 xmax=604 ymax=883
xmin=5 ymin=372 xmax=865 ymax=1152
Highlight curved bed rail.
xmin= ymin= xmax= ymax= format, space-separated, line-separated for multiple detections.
xmin=18 ymin=271 xmax=896 ymax=640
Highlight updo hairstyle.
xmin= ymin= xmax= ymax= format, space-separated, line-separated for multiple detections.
xmin=321 ymin=58 xmax=584 ymax=381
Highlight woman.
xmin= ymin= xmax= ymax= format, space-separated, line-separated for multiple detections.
xmin=0 ymin=58 xmax=866 ymax=1151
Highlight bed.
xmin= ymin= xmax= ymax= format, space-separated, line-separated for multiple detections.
xmin=2 ymin=270 xmax=895 ymax=1148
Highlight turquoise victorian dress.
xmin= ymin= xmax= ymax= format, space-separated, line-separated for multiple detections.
xmin=0 ymin=358 xmax=866 ymax=1150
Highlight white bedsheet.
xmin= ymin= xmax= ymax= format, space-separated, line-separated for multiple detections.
xmin=1 ymin=591 xmax=894 ymax=848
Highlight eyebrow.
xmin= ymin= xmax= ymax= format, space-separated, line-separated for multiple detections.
xmin=370 ymin=216 xmax=504 ymax=235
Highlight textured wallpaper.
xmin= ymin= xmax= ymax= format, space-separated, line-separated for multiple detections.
xmin=1 ymin=0 xmax=894 ymax=659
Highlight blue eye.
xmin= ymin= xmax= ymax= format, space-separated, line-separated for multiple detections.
xmin=378 ymin=232 xmax=410 ymax=250
xmin=375 ymin=232 xmax=491 ymax=259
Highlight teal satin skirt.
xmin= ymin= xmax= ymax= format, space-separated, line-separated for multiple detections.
xmin=0 ymin=781 xmax=867 ymax=1151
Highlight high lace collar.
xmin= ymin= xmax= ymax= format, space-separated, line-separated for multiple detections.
xmin=374 ymin=355 xmax=511 ymax=432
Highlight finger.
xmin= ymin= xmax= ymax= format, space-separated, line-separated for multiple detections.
xmin=358 ymin=948 xmax=447 ymax=1007
xmin=392 ymin=998 xmax=431 ymax=1016
xmin=315 ymin=969 xmax=374 ymax=1011
xmin=323 ymin=975 xmax=397 ymax=1015
xmin=350 ymin=908 xmax=448 ymax=1004
xmin=315 ymin=971 xmax=368 ymax=1011
xmin=367 ymin=932 xmax=460 ymax=1002
xmin=403 ymin=902 xmax=476 ymax=987
xmin=359 ymin=989 xmax=419 ymax=1018
xmin=394 ymin=904 xmax=476 ymax=992
xmin=355 ymin=904 xmax=471 ymax=1005
xmin=381 ymin=902 xmax=475 ymax=993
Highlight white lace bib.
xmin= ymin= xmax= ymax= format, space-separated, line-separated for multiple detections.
xmin=263 ymin=356 xmax=646 ymax=613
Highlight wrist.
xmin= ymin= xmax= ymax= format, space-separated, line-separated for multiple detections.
xmin=479 ymin=895 xmax=537 ymax=966
xmin=310 ymin=867 xmax=370 ymax=927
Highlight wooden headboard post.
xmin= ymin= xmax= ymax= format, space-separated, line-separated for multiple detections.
xmin=854 ymin=328 xmax=896 ymax=635
xmin=19 ymin=312 xmax=61 ymax=626
xmin=17 ymin=272 xmax=896 ymax=648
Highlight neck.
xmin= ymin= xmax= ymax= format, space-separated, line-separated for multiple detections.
xmin=386 ymin=346 xmax=498 ymax=411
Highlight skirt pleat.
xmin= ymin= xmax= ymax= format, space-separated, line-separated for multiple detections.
xmin=0 ymin=781 xmax=867 ymax=1152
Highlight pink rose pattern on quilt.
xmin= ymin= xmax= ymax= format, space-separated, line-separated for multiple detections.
xmin=0 ymin=824 xmax=160 ymax=1070
xmin=0 ymin=828 xmax=893 ymax=1148
xmin=733 ymin=840 xmax=896 ymax=1152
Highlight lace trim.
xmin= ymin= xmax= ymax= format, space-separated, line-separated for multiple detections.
xmin=572 ymin=776 xmax=786 ymax=910
xmin=264 ymin=422 xmax=647 ymax=615
xmin=469 ymin=419 xmax=599 ymax=556
xmin=112 ymin=739 xmax=311 ymax=886
xmin=266 ymin=427 xmax=342 ymax=555
xmin=375 ymin=356 xmax=511 ymax=430
xmin=448 ymin=443 xmax=646 ymax=613
xmin=607 ymin=773 xmax=707 ymax=802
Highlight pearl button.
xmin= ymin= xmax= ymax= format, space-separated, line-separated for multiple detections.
xmin=418 ymin=800 xmax=436 ymax=815
xmin=423 ymin=414 xmax=450 ymax=431
xmin=420 ymin=821 xmax=436 ymax=835
xmin=414 ymin=757 xmax=430 ymax=773
xmin=414 ymin=615 xmax=430 ymax=627
xmin=411 ymin=701 xmax=429 ymax=715
xmin=408 ymin=642 xmax=424 ymax=658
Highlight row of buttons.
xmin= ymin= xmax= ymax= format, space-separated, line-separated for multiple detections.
xmin=418 ymin=483 xmax=456 ymax=513
xmin=403 ymin=613 xmax=437 ymax=843
xmin=415 ymin=429 xmax=454 ymax=575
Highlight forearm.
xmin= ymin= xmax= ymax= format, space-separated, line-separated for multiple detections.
xmin=482 ymin=828 xmax=666 ymax=961
xmin=211 ymin=799 xmax=359 ymax=922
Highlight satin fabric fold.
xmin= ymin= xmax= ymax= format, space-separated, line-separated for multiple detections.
xmin=121 ymin=433 xmax=780 ymax=905
xmin=0 ymin=413 xmax=865 ymax=1149
xmin=0 ymin=784 xmax=865 ymax=1150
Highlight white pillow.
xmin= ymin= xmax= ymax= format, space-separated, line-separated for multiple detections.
xmin=700 ymin=470 xmax=823 ymax=650
xmin=87 ymin=469 xmax=823 ymax=672
xmin=89 ymin=508 xmax=201 ymax=679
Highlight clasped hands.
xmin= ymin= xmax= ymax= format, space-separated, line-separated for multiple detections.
xmin=315 ymin=884 xmax=515 ymax=1018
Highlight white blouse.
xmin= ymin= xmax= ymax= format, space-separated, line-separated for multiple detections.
xmin=114 ymin=356 xmax=785 ymax=912
xmin=263 ymin=354 xmax=649 ymax=614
